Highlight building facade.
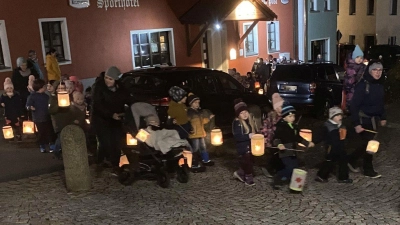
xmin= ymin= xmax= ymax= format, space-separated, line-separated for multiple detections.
xmin=376 ymin=0 xmax=400 ymax=45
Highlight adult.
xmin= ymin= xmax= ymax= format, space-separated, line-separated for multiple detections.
xmin=344 ymin=45 xmax=366 ymax=111
xmin=348 ymin=61 xmax=385 ymax=178
xmin=91 ymin=66 xmax=132 ymax=175
xmin=255 ymin=58 xmax=271 ymax=89
xmin=45 ymin=48 xmax=61 ymax=81
xmin=27 ymin=50 xmax=44 ymax=80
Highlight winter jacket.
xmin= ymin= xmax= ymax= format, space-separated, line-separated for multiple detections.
xmin=273 ymin=119 xmax=309 ymax=158
xmin=27 ymin=58 xmax=44 ymax=80
xmin=11 ymin=67 xmax=38 ymax=98
xmin=313 ymin=120 xmax=346 ymax=161
xmin=45 ymin=54 xmax=61 ymax=81
xmin=350 ymin=67 xmax=386 ymax=126
xmin=260 ymin=110 xmax=281 ymax=147
xmin=26 ymin=92 xmax=50 ymax=123
xmin=0 ymin=92 xmax=23 ymax=122
xmin=232 ymin=113 xmax=257 ymax=155
xmin=167 ymin=100 xmax=189 ymax=125
xmin=187 ymin=108 xmax=210 ymax=139
xmin=344 ymin=55 xmax=366 ymax=108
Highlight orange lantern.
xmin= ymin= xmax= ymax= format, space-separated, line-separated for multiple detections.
xmin=255 ymin=82 xmax=260 ymax=89
xmin=178 ymin=150 xmax=193 ymax=168
xmin=126 ymin=133 xmax=137 ymax=146
xmin=251 ymin=134 xmax=265 ymax=156
xmin=299 ymin=129 xmax=312 ymax=147
xmin=3 ymin=126 xmax=14 ymax=139
xmin=258 ymin=89 xmax=264 ymax=95
xmin=23 ymin=121 xmax=35 ymax=134
xmin=366 ymin=140 xmax=380 ymax=154
xmin=119 ymin=155 xmax=130 ymax=167
xmin=211 ymin=129 xmax=223 ymax=146
xmin=57 ymin=91 xmax=70 ymax=107
xmin=135 ymin=129 xmax=150 ymax=142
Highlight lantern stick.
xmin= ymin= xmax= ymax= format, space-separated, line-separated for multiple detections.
xmin=364 ymin=129 xmax=378 ymax=134
xmin=271 ymin=147 xmax=305 ymax=153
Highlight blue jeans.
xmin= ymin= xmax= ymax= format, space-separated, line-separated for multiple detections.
xmin=276 ymin=156 xmax=298 ymax=180
xmin=190 ymin=138 xmax=210 ymax=162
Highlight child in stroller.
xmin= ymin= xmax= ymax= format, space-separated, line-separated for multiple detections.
xmin=119 ymin=103 xmax=191 ymax=188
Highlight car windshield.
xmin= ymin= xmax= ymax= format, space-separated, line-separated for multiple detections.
xmin=272 ymin=65 xmax=314 ymax=81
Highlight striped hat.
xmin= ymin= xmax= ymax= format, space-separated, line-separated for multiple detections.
xmin=281 ymin=101 xmax=296 ymax=118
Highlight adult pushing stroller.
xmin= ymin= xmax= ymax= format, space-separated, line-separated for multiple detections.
xmin=118 ymin=103 xmax=191 ymax=188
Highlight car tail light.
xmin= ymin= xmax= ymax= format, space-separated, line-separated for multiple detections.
xmin=150 ymin=97 xmax=170 ymax=107
xmin=309 ymin=83 xmax=316 ymax=93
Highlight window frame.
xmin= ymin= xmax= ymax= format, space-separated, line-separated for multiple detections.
xmin=243 ymin=22 xmax=259 ymax=57
xmin=267 ymin=21 xmax=280 ymax=53
xmin=367 ymin=0 xmax=374 ymax=15
xmin=324 ymin=0 xmax=331 ymax=11
xmin=0 ymin=20 xmax=12 ymax=72
xmin=38 ymin=18 xmax=72 ymax=65
xmin=390 ymin=0 xmax=398 ymax=15
xmin=130 ymin=28 xmax=176 ymax=69
xmin=337 ymin=0 xmax=340 ymax=14
xmin=349 ymin=0 xmax=356 ymax=15
xmin=349 ymin=35 xmax=356 ymax=45
xmin=310 ymin=0 xmax=318 ymax=11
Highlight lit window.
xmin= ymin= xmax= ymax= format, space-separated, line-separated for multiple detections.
xmin=39 ymin=18 xmax=72 ymax=65
xmin=131 ymin=28 xmax=175 ymax=68
xmin=243 ymin=23 xmax=259 ymax=57
xmin=267 ymin=21 xmax=280 ymax=53
xmin=0 ymin=20 xmax=12 ymax=72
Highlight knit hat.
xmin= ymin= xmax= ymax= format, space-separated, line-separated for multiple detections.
xmin=187 ymin=93 xmax=200 ymax=106
xmin=368 ymin=62 xmax=383 ymax=74
xmin=69 ymin=76 xmax=79 ymax=82
xmin=234 ymin=98 xmax=248 ymax=117
xmin=352 ymin=45 xmax=364 ymax=60
xmin=168 ymin=86 xmax=187 ymax=102
xmin=3 ymin=77 xmax=13 ymax=90
xmin=272 ymin=93 xmax=284 ymax=111
xmin=105 ymin=66 xmax=122 ymax=80
xmin=145 ymin=114 xmax=160 ymax=127
xmin=281 ymin=101 xmax=296 ymax=118
xmin=329 ymin=106 xmax=343 ymax=119
xmin=16 ymin=57 xmax=27 ymax=67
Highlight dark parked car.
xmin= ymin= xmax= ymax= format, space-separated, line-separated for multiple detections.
xmin=267 ymin=63 xmax=344 ymax=117
xmin=119 ymin=67 xmax=272 ymax=132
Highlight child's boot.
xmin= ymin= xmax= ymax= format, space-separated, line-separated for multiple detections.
xmin=244 ymin=174 xmax=255 ymax=186
xmin=49 ymin=144 xmax=55 ymax=153
xmin=201 ymin=152 xmax=214 ymax=166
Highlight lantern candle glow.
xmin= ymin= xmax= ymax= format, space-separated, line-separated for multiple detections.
xmin=211 ymin=129 xmax=223 ymax=146
xmin=258 ymin=89 xmax=264 ymax=95
xmin=135 ymin=129 xmax=150 ymax=142
xmin=366 ymin=140 xmax=380 ymax=154
xmin=126 ymin=133 xmax=137 ymax=146
xmin=23 ymin=121 xmax=35 ymax=134
xmin=255 ymin=82 xmax=260 ymax=89
xmin=57 ymin=91 xmax=70 ymax=107
xmin=299 ymin=129 xmax=312 ymax=147
xmin=3 ymin=126 xmax=14 ymax=139
xmin=178 ymin=150 xmax=193 ymax=168
xmin=251 ymin=134 xmax=265 ymax=156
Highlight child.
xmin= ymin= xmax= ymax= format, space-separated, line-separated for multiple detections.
xmin=167 ymin=86 xmax=191 ymax=139
xmin=273 ymin=102 xmax=314 ymax=189
xmin=46 ymin=80 xmax=56 ymax=97
xmin=232 ymin=98 xmax=258 ymax=186
xmin=26 ymin=79 xmax=55 ymax=153
xmin=65 ymin=80 xmax=75 ymax=99
xmin=0 ymin=78 xmax=23 ymax=141
xmin=71 ymin=91 xmax=86 ymax=126
xmin=186 ymin=93 xmax=215 ymax=167
xmin=314 ymin=107 xmax=353 ymax=183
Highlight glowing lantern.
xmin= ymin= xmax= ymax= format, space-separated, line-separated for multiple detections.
xmin=85 ymin=119 xmax=90 ymax=124
xmin=290 ymin=169 xmax=307 ymax=192
xmin=119 ymin=155 xmax=129 ymax=167
xmin=57 ymin=91 xmax=70 ymax=107
xmin=126 ymin=133 xmax=137 ymax=146
xmin=255 ymin=82 xmax=260 ymax=89
xmin=251 ymin=134 xmax=265 ymax=156
xmin=339 ymin=128 xmax=347 ymax=140
xmin=366 ymin=140 xmax=380 ymax=154
xmin=258 ymin=89 xmax=264 ymax=95
xmin=136 ymin=129 xmax=150 ymax=142
xmin=211 ymin=129 xmax=223 ymax=146
xmin=23 ymin=121 xmax=35 ymax=134
xmin=299 ymin=129 xmax=312 ymax=147
xmin=178 ymin=150 xmax=193 ymax=168
xmin=3 ymin=126 xmax=14 ymax=139
xmin=230 ymin=48 xmax=237 ymax=60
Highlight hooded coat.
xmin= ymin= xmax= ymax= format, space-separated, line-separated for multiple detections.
xmin=344 ymin=54 xmax=366 ymax=109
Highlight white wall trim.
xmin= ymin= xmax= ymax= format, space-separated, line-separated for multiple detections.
xmin=267 ymin=21 xmax=281 ymax=53
xmin=310 ymin=37 xmax=330 ymax=61
xmin=0 ymin=20 xmax=12 ymax=72
xmin=297 ymin=0 xmax=305 ymax=61
xmin=243 ymin=22 xmax=259 ymax=58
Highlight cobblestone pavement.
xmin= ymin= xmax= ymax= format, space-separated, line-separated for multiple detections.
xmin=1 ymin=105 xmax=400 ymax=225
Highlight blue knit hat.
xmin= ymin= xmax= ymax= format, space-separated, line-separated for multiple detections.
xmin=352 ymin=45 xmax=364 ymax=60
xmin=281 ymin=101 xmax=296 ymax=118
xmin=168 ymin=86 xmax=187 ymax=102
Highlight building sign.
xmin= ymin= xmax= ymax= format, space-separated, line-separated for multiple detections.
xmin=264 ymin=0 xmax=289 ymax=6
xmin=97 ymin=0 xmax=139 ymax=11
xmin=69 ymin=0 xmax=90 ymax=9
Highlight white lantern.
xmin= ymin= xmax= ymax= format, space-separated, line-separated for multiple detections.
xmin=366 ymin=140 xmax=380 ymax=154
xmin=126 ymin=133 xmax=137 ymax=146
xmin=211 ymin=129 xmax=223 ymax=146
xmin=135 ymin=129 xmax=150 ymax=142
xmin=85 ymin=119 xmax=90 ymax=124
xmin=23 ymin=121 xmax=35 ymax=134
xmin=251 ymin=134 xmax=265 ymax=156
xmin=299 ymin=129 xmax=312 ymax=147
xmin=290 ymin=169 xmax=307 ymax=192
xmin=178 ymin=150 xmax=193 ymax=168
xmin=3 ymin=126 xmax=14 ymax=139
xmin=57 ymin=91 xmax=70 ymax=107
xmin=258 ymin=89 xmax=264 ymax=95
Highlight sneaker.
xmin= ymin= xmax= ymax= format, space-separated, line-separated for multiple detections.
xmin=202 ymin=160 xmax=215 ymax=166
xmin=244 ymin=174 xmax=255 ymax=186
xmin=315 ymin=176 xmax=328 ymax=183
xmin=338 ymin=179 xmax=353 ymax=183
xmin=40 ymin=145 xmax=46 ymax=153
xmin=364 ymin=171 xmax=382 ymax=179
xmin=348 ymin=163 xmax=360 ymax=173
xmin=49 ymin=144 xmax=55 ymax=153
xmin=261 ymin=167 xmax=273 ymax=178
xmin=233 ymin=171 xmax=245 ymax=183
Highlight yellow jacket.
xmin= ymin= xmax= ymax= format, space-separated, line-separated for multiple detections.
xmin=167 ymin=100 xmax=189 ymax=125
xmin=46 ymin=55 xmax=61 ymax=81
xmin=187 ymin=108 xmax=210 ymax=139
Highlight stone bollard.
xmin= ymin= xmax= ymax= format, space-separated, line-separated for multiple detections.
xmin=61 ymin=125 xmax=92 ymax=191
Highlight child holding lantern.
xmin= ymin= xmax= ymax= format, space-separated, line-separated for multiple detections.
xmin=232 ymin=98 xmax=258 ymax=186
xmin=0 ymin=78 xmax=23 ymax=141
xmin=272 ymin=102 xmax=314 ymax=189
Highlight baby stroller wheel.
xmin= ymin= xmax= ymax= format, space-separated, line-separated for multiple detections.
xmin=157 ymin=167 xmax=170 ymax=188
xmin=176 ymin=165 xmax=189 ymax=183
xmin=118 ymin=165 xmax=135 ymax=186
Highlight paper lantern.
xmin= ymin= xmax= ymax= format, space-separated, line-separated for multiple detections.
xmin=366 ymin=140 xmax=380 ymax=154
xmin=255 ymin=82 xmax=260 ymax=88
xmin=23 ymin=121 xmax=35 ymax=134
xmin=126 ymin=133 xmax=137 ymax=146
xmin=178 ymin=150 xmax=193 ymax=168
xmin=135 ymin=129 xmax=150 ymax=142
xmin=211 ymin=129 xmax=223 ymax=146
xmin=258 ymin=89 xmax=264 ymax=95
xmin=3 ymin=126 xmax=14 ymax=139
xmin=299 ymin=129 xmax=312 ymax=147
xmin=57 ymin=91 xmax=70 ymax=107
xmin=339 ymin=128 xmax=347 ymax=140
xmin=290 ymin=169 xmax=307 ymax=192
xmin=251 ymin=134 xmax=265 ymax=156
xmin=119 ymin=155 xmax=130 ymax=167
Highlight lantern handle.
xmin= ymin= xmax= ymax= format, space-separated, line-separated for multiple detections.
xmin=271 ymin=147 xmax=305 ymax=154
xmin=364 ymin=129 xmax=378 ymax=134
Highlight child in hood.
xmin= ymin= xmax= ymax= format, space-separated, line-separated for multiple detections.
xmin=344 ymin=45 xmax=366 ymax=111
xmin=0 ymin=78 xmax=23 ymax=140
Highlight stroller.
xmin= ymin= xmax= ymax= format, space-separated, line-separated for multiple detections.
xmin=118 ymin=103 xmax=191 ymax=188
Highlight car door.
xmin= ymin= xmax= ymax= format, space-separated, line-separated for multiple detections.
xmin=324 ymin=65 xmax=343 ymax=105
xmin=193 ymin=72 xmax=222 ymax=122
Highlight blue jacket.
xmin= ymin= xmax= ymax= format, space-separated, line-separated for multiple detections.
xmin=26 ymin=92 xmax=50 ymax=123
xmin=232 ymin=118 xmax=254 ymax=155
xmin=350 ymin=66 xmax=386 ymax=126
